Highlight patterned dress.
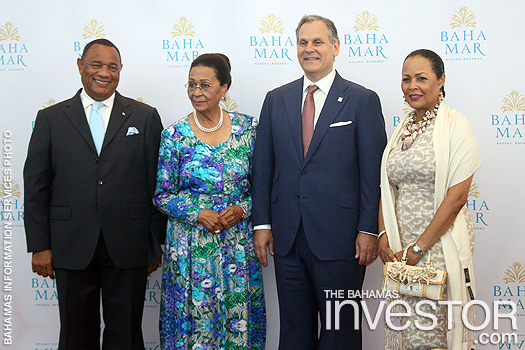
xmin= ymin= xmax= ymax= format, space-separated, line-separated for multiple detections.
xmin=385 ymin=119 xmax=475 ymax=350
xmin=153 ymin=112 xmax=266 ymax=350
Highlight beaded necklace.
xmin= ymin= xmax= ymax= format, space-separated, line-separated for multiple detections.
xmin=193 ymin=110 xmax=223 ymax=133
xmin=400 ymin=102 xmax=440 ymax=151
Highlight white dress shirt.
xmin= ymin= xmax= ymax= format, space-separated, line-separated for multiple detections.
xmin=301 ymin=68 xmax=336 ymax=127
xmin=80 ymin=89 xmax=116 ymax=131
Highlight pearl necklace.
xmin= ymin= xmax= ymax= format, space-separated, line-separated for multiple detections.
xmin=400 ymin=103 xmax=440 ymax=151
xmin=193 ymin=110 xmax=223 ymax=133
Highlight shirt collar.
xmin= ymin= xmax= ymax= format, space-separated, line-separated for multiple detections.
xmin=80 ymin=89 xmax=116 ymax=111
xmin=302 ymin=69 xmax=336 ymax=95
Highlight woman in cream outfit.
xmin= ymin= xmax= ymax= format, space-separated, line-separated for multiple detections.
xmin=378 ymin=49 xmax=481 ymax=350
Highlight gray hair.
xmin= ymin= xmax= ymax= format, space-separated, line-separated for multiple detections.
xmin=295 ymin=15 xmax=339 ymax=45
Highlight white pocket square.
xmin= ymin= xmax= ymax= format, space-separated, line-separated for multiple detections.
xmin=126 ymin=126 xmax=139 ymax=136
xmin=330 ymin=121 xmax=352 ymax=127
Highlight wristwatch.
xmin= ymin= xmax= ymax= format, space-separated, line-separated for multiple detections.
xmin=412 ymin=243 xmax=425 ymax=255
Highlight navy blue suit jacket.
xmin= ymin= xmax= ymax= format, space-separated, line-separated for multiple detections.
xmin=252 ymin=72 xmax=387 ymax=260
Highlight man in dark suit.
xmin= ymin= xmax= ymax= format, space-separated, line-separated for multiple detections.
xmin=24 ymin=39 xmax=166 ymax=349
xmin=252 ymin=15 xmax=387 ymax=350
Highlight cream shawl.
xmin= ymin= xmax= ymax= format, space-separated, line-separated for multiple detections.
xmin=380 ymin=103 xmax=482 ymax=349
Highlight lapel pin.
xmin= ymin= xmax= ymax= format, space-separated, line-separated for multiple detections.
xmin=337 ymin=97 xmax=343 ymax=102
xmin=122 ymin=112 xmax=126 ymax=116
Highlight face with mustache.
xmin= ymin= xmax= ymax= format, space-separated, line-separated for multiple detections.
xmin=77 ymin=44 xmax=122 ymax=101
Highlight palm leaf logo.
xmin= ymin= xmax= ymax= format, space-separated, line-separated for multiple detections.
xmin=501 ymin=90 xmax=525 ymax=112
xmin=259 ymin=14 xmax=284 ymax=34
xmin=402 ymin=101 xmax=413 ymax=116
xmin=353 ymin=11 xmax=379 ymax=32
xmin=82 ymin=19 xmax=106 ymax=39
xmin=220 ymin=96 xmax=238 ymax=112
xmin=504 ymin=262 xmax=525 ymax=284
xmin=450 ymin=7 xmax=477 ymax=29
xmin=172 ymin=17 xmax=195 ymax=37
xmin=468 ymin=182 xmax=479 ymax=199
xmin=136 ymin=97 xmax=146 ymax=103
xmin=0 ymin=181 xmax=21 ymax=198
xmin=41 ymin=99 xmax=56 ymax=110
xmin=0 ymin=22 xmax=20 ymax=41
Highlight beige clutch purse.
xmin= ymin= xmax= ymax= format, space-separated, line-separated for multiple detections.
xmin=381 ymin=243 xmax=447 ymax=300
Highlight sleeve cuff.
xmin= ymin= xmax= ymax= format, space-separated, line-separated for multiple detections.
xmin=360 ymin=230 xmax=379 ymax=237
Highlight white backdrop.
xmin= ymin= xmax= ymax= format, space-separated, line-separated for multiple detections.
xmin=2 ymin=0 xmax=525 ymax=349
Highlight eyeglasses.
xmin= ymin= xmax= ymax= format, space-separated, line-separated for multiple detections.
xmin=185 ymin=82 xmax=221 ymax=92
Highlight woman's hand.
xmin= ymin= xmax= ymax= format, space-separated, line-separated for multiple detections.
xmin=378 ymin=234 xmax=397 ymax=264
xmin=394 ymin=248 xmax=424 ymax=266
xmin=197 ymin=209 xmax=229 ymax=234
xmin=219 ymin=205 xmax=244 ymax=230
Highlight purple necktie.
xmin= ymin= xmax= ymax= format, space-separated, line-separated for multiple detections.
xmin=302 ymin=85 xmax=319 ymax=156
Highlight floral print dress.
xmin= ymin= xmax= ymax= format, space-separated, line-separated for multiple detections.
xmin=153 ymin=112 xmax=266 ymax=350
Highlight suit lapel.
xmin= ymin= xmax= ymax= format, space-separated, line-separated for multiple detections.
xmin=283 ymin=79 xmax=304 ymax=162
xmin=102 ymin=92 xmax=131 ymax=152
xmin=63 ymin=90 xmax=98 ymax=153
xmin=304 ymin=73 xmax=350 ymax=164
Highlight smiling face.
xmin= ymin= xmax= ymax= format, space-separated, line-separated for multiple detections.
xmin=187 ymin=65 xmax=227 ymax=114
xmin=402 ymin=55 xmax=445 ymax=117
xmin=77 ymin=44 xmax=122 ymax=101
xmin=297 ymin=20 xmax=340 ymax=82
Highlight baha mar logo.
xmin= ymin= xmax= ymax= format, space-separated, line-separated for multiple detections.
xmin=250 ymin=13 xmax=294 ymax=65
xmin=492 ymin=90 xmax=525 ymax=145
xmin=343 ymin=11 xmax=389 ymax=64
xmin=441 ymin=7 xmax=487 ymax=61
xmin=73 ymin=19 xmax=107 ymax=57
xmin=220 ymin=96 xmax=239 ymax=113
xmin=392 ymin=102 xmax=413 ymax=127
xmin=163 ymin=17 xmax=204 ymax=68
xmin=494 ymin=262 xmax=525 ymax=316
xmin=466 ymin=181 xmax=489 ymax=230
xmin=494 ymin=262 xmax=525 ymax=348
xmin=32 ymin=276 xmax=58 ymax=306
xmin=1 ymin=180 xmax=24 ymax=226
xmin=0 ymin=22 xmax=28 ymax=71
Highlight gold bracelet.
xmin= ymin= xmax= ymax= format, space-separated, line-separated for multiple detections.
xmin=240 ymin=205 xmax=246 ymax=220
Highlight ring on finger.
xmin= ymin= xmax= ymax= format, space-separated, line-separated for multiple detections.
xmin=214 ymin=229 xmax=220 ymax=233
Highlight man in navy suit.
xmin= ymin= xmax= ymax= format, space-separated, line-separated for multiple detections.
xmin=252 ymin=15 xmax=387 ymax=350
xmin=24 ymin=39 xmax=166 ymax=349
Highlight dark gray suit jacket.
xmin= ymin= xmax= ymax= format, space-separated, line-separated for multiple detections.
xmin=24 ymin=89 xmax=166 ymax=269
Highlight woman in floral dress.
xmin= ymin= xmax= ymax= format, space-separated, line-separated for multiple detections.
xmin=153 ymin=53 xmax=266 ymax=349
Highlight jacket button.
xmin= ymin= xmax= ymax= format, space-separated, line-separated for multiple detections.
xmin=97 ymin=180 xmax=104 ymax=185
xmin=94 ymin=158 xmax=99 ymax=163
xmin=300 ymin=170 xmax=306 ymax=175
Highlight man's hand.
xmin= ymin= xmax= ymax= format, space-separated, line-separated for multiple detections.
xmin=254 ymin=229 xmax=274 ymax=267
xmin=32 ymin=250 xmax=54 ymax=279
xmin=355 ymin=232 xmax=378 ymax=265
xmin=147 ymin=256 xmax=162 ymax=276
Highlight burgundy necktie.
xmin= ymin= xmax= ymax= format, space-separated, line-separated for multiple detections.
xmin=302 ymin=84 xmax=319 ymax=157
